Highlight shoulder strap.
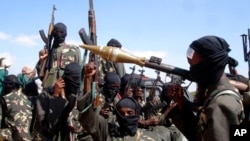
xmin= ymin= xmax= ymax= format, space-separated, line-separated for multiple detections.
xmin=204 ymin=89 xmax=241 ymax=107
xmin=215 ymin=90 xmax=240 ymax=99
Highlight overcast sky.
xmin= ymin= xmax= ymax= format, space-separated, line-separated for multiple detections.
xmin=1 ymin=0 xmax=250 ymax=91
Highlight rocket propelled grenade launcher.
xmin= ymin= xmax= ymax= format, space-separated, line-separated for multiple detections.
xmin=80 ymin=44 xmax=192 ymax=81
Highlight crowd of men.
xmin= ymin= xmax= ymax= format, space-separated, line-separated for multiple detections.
xmin=0 ymin=22 xmax=249 ymax=141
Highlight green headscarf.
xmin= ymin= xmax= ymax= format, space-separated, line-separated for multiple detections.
xmin=17 ymin=73 xmax=29 ymax=89
xmin=0 ymin=69 xmax=8 ymax=95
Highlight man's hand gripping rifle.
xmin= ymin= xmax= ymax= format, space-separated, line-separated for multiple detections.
xmin=38 ymin=5 xmax=56 ymax=81
xmin=79 ymin=0 xmax=100 ymax=108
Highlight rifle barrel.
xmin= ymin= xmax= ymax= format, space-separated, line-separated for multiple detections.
xmin=89 ymin=0 xmax=94 ymax=10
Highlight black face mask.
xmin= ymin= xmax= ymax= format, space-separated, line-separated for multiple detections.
xmin=189 ymin=59 xmax=224 ymax=86
xmin=62 ymin=62 xmax=81 ymax=100
xmin=63 ymin=76 xmax=80 ymax=99
xmin=53 ymin=29 xmax=66 ymax=44
xmin=52 ymin=23 xmax=67 ymax=45
xmin=2 ymin=85 xmax=14 ymax=95
xmin=116 ymin=113 xmax=139 ymax=136
xmin=103 ymin=84 xmax=120 ymax=102
xmin=115 ymin=97 xmax=140 ymax=137
xmin=2 ymin=75 xmax=19 ymax=96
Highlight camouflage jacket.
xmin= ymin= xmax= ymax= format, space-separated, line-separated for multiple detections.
xmin=99 ymin=58 xmax=126 ymax=80
xmin=36 ymin=43 xmax=81 ymax=88
xmin=0 ymin=89 xmax=32 ymax=141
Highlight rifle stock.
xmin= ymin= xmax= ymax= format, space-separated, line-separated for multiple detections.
xmin=39 ymin=30 xmax=48 ymax=45
xmin=38 ymin=30 xmax=48 ymax=79
xmin=79 ymin=28 xmax=93 ymax=45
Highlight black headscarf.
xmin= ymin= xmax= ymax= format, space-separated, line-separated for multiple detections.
xmin=103 ymin=72 xmax=121 ymax=103
xmin=189 ymin=35 xmax=231 ymax=86
xmin=62 ymin=62 xmax=80 ymax=98
xmin=104 ymin=72 xmax=121 ymax=84
xmin=22 ymin=77 xmax=39 ymax=97
xmin=115 ymin=96 xmax=140 ymax=136
xmin=52 ymin=22 xmax=67 ymax=45
xmin=2 ymin=74 xmax=20 ymax=96
xmin=46 ymin=22 xmax=67 ymax=70
xmin=107 ymin=38 xmax=122 ymax=48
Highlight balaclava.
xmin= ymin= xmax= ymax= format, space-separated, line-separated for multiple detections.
xmin=46 ymin=22 xmax=67 ymax=70
xmin=52 ymin=22 xmax=67 ymax=46
xmin=115 ymin=96 xmax=140 ymax=136
xmin=62 ymin=62 xmax=80 ymax=99
xmin=188 ymin=35 xmax=231 ymax=86
xmin=103 ymin=72 xmax=121 ymax=103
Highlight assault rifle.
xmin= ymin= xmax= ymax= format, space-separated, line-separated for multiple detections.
xmin=136 ymin=68 xmax=145 ymax=91
xmin=241 ymin=29 xmax=250 ymax=124
xmin=149 ymin=70 xmax=163 ymax=99
xmin=124 ymin=66 xmax=136 ymax=95
xmin=79 ymin=0 xmax=100 ymax=108
xmin=142 ymin=100 xmax=168 ymax=120
xmin=134 ymin=68 xmax=145 ymax=97
xmin=38 ymin=5 xmax=56 ymax=81
xmin=39 ymin=30 xmax=48 ymax=45
xmin=241 ymin=31 xmax=250 ymax=79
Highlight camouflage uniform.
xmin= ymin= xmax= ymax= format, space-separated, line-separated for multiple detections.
xmin=98 ymin=58 xmax=126 ymax=80
xmin=0 ymin=89 xmax=32 ymax=140
xmin=36 ymin=43 xmax=81 ymax=88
